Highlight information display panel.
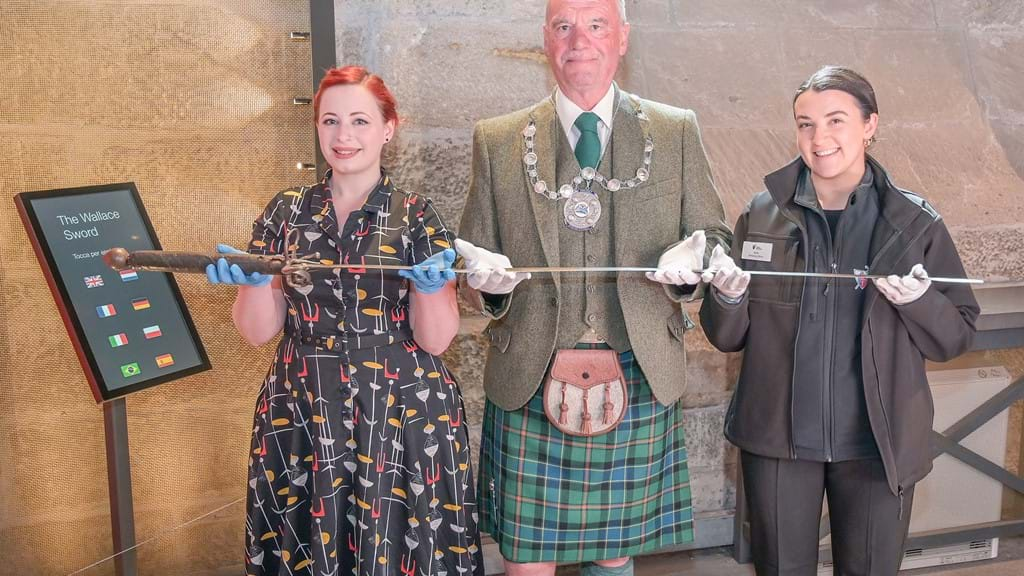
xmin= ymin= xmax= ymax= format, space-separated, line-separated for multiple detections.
xmin=15 ymin=182 xmax=210 ymax=402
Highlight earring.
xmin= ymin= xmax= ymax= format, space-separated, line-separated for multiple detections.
xmin=863 ymin=137 xmax=872 ymax=148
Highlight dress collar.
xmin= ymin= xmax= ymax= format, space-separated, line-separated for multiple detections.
xmin=554 ymin=83 xmax=616 ymax=137
xmin=314 ymin=169 xmax=393 ymax=215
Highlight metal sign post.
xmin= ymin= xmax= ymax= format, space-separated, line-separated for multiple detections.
xmin=103 ymin=397 xmax=138 ymax=576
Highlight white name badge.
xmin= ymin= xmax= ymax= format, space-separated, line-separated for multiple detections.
xmin=742 ymin=241 xmax=773 ymax=263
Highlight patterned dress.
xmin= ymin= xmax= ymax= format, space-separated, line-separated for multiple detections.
xmin=243 ymin=171 xmax=483 ymax=576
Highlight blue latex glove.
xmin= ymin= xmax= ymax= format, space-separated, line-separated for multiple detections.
xmin=399 ymin=249 xmax=456 ymax=294
xmin=205 ymin=244 xmax=272 ymax=287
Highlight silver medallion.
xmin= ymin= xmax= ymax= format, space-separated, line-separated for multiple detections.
xmin=563 ymin=189 xmax=602 ymax=231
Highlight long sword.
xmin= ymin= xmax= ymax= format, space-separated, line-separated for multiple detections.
xmin=103 ymin=248 xmax=984 ymax=286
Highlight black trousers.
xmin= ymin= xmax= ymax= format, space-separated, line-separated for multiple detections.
xmin=741 ymin=451 xmax=915 ymax=576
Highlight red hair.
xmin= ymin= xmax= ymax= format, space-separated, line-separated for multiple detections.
xmin=313 ymin=66 xmax=399 ymax=130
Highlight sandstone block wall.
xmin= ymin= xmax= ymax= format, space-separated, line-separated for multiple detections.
xmin=336 ymin=0 xmax=1024 ymax=549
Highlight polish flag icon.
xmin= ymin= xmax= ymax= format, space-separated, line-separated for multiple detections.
xmin=143 ymin=325 xmax=162 ymax=339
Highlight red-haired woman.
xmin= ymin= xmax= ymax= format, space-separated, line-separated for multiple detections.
xmin=207 ymin=66 xmax=484 ymax=576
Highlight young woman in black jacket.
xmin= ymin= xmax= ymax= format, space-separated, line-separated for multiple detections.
xmin=700 ymin=66 xmax=980 ymax=575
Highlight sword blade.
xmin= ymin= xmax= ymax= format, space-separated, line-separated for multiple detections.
xmin=303 ymin=263 xmax=984 ymax=285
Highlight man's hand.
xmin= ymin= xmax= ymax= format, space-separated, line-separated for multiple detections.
xmin=701 ymin=244 xmax=750 ymax=300
xmin=454 ymin=238 xmax=531 ymax=295
xmin=646 ymin=230 xmax=706 ymax=286
xmin=874 ymin=264 xmax=931 ymax=306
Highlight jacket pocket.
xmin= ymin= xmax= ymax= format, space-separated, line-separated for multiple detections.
xmin=742 ymin=231 xmax=801 ymax=305
xmin=631 ymin=180 xmax=677 ymax=205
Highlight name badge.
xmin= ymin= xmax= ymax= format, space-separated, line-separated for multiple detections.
xmin=742 ymin=241 xmax=773 ymax=263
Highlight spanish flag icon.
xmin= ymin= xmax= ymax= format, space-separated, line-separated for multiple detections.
xmin=155 ymin=353 xmax=174 ymax=368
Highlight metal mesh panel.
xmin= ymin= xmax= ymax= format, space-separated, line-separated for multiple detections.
xmin=0 ymin=1 xmax=312 ymax=573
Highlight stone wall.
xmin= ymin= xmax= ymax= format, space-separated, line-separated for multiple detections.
xmin=337 ymin=0 xmax=1024 ymax=550
xmin=0 ymin=1 xmax=313 ymax=574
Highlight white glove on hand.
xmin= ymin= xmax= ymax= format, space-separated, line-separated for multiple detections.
xmin=701 ymin=244 xmax=751 ymax=300
xmin=874 ymin=263 xmax=931 ymax=306
xmin=453 ymin=238 xmax=531 ymax=295
xmin=646 ymin=230 xmax=706 ymax=286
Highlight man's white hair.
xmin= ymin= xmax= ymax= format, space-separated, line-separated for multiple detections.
xmin=547 ymin=0 xmax=628 ymax=23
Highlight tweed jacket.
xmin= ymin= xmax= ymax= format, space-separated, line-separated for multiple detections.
xmin=458 ymin=87 xmax=731 ymax=410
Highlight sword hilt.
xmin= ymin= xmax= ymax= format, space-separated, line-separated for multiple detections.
xmin=104 ymin=248 xmax=287 ymax=276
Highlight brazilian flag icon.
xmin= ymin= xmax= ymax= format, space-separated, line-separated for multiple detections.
xmin=120 ymin=362 xmax=141 ymax=378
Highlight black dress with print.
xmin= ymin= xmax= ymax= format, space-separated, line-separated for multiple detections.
xmin=243 ymin=171 xmax=483 ymax=576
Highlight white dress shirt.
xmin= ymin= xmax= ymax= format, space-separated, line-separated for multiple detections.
xmin=554 ymin=84 xmax=616 ymax=159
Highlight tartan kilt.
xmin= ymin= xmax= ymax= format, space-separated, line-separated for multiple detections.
xmin=478 ymin=347 xmax=694 ymax=563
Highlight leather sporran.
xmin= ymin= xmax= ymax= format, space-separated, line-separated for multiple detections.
xmin=543 ymin=349 xmax=628 ymax=437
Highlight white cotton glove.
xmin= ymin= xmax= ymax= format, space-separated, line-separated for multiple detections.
xmin=701 ymin=244 xmax=751 ymax=300
xmin=646 ymin=230 xmax=706 ymax=286
xmin=874 ymin=263 xmax=931 ymax=306
xmin=453 ymin=238 xmax=531 ymax=295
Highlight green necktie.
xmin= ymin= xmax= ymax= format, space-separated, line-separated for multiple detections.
xmin=573 ymin=112 xmax=601 ymax=169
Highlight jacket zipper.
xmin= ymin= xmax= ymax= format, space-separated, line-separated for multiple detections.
xmin=898 ymin=485 xmax=905 ymax=520
xmin=811 ymin=244 xmax=822 ymax=321
xmin=822 ymin=212 xmax=842 ymax=463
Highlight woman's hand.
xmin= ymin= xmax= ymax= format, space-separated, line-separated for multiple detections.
xmin=399 ymin=249 xmax=456 ymax=294
xmin=205 ymin=244 xmax=272 ymax=287
xmin=702 ymin=244 xmax=750 ymax=301
xmin=874 ymin=264 xmax=930 ymax=306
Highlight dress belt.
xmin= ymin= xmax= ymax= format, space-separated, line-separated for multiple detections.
xmin=286 ymin=328 xmax=414 ymax=351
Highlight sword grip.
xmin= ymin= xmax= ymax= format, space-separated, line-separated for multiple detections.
xmin=104 ymin=248 xmax=286 ymax=276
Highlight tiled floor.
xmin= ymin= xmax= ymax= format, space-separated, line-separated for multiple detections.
xmin=542 ymin=536 xmax=1024 ymax=575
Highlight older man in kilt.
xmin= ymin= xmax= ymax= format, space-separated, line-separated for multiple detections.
xmin=455 ymin=1 xmax=731 ymax=575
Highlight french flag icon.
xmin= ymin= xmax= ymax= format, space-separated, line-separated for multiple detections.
xmin=96 ymin=304 xmax=117 ymax=318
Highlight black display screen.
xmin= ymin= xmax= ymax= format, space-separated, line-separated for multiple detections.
xmin=16 ymin=182 xmax=210 ymax=402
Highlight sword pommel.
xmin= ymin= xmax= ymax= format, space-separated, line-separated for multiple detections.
xmin=103 ymin=247 xmax=131 ymax=271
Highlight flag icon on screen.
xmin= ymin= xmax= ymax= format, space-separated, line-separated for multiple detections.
xmin=109 ymin=333 xmax=128 ymax=348
xmin=119 ymin=269 xmax=139 ymax=282
xmin=143 ymin=325 xmax=162 ymax=339
xmin=155 ymin=354 xmax=174 ymax=368
xmin=131 ymin=297 xmax=151 ymax=311
xmin=96 ymin=304 xmax=117 ymax=318
xmin=120 ymin=362 xmax=141 ymax=378
xmin=84 ymin=275 xmax=104 ymax=288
